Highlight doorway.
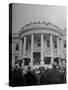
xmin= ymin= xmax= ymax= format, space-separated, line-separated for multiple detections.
xmin=33 ymin=52 xmax=41 ymax=65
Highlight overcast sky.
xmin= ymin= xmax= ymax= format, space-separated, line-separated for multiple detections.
xmin=12 ymin=3 xmax=66 ymax=33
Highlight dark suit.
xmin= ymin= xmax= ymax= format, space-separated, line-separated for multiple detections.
xmin=12 ymin=69 xmax=25 ymax=86
xmin=24 ymin=71 xmax=37 ymax=86
xmin=40 ymin=69 xmax=64 ymax=84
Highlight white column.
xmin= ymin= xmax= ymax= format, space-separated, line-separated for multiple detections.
xmin=19 ymin=39 xmax=22 ymax=57
xmin=57 ymin=37 xmax=60 ymax=57
xmin=23 ymin=36 xmax=26 ymax=56
xmin=60 ymin=39 xmax=63 ymax=58
xmin=58 ymin=39 xmax=63 ymax=65
xmin=41 ymin=34 xmax=44 ymax=65
xmin=50 ymin=34 xmax=53 ymax=64
xmin=30 ymin=34 xmax=34 ymax=65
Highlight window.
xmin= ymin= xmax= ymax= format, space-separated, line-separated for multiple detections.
xmin=15 ymin=43 xmax=19 ymax=51
xmin=64 ymin=40 xmax=66 ymax=48
xmin=45 ymin=34 xmax=50 ymax=48
xmin=44 ymin=57 xmax=51 ymax=64
xmin=53 ymin=36 xmax=57 ymax=48
xmin=26 ymin=41 xmax=28 ymax=50
xmin=47 ymin=40 xmax=50 ymax=47
xmin=37 ymin=39 xmax=41 ymax=47
xmin=26 ymin=38 xmax=29 ymax=50
xmin=54 ymin=41 xmax=57 ymax=48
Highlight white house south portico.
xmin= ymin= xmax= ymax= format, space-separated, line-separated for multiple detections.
xmin=12 ymin=22 xmax=66 ymax=69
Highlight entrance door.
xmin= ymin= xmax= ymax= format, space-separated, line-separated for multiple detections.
xmin=33 ymin=52 xmax=41 ymax=65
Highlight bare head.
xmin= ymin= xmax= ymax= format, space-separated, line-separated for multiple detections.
xmin=52 ymin=62 xmax=57 ymax=69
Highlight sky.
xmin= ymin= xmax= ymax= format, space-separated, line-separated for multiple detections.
xmin=12 ymin=3 xmax=66 ymax=33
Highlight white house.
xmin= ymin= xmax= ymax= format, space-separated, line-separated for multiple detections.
xmin=12 ymin=21 xmax=66 ymax=69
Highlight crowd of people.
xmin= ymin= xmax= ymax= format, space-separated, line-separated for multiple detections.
xmin=12 ymin=60 xmax=66 ymax=86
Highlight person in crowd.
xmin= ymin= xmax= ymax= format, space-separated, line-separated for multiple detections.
xmin=61 ymin=60 xmax=66 ymax=83
xmin=60 ymin=60 xmax=66 ymax=72
xmin=40 ymin=68 xmax=49 ymax=84
xmin=24 ymin=66 xmax=37 ymax=86
xmin=12 ymin=63 xmax=25 ymax=86
xmin=40 ymin=62 xmax=64 ymax=85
